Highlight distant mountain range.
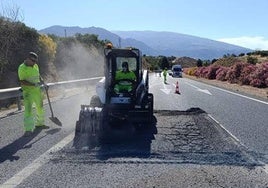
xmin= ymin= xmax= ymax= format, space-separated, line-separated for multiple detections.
xmin=39 ymin=25 xmax=252 ymax=59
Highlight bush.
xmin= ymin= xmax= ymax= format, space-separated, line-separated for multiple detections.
xmin=205 ymin=65 xmax=220 ymax=79
xmin=184 ymin=67 xmax=197 ymax=76
xmin=184 ymin=61 xmax=268 ymax=88
xmin=194 ymin=67 xmax=208 ymax=77
xmin=239 ymin=64 xmax=256 ymax=85
xmin=265 ymin=77 xmax=268 ymax=87
xmin=249 ymin=62 xmax=268 ymax=87
xmin=250 ymin=79 xmax=263 ymax=87
xmin=247 ymin=56 xmax=258 ymax=65
xmin=216 ymin=67 xmax=229 ymax=81
xmin=225 ymin=62 xmax=248 ymax=84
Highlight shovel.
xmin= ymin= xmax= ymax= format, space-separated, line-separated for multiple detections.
xmin=43 ymin=84 xmax=62 ymax=126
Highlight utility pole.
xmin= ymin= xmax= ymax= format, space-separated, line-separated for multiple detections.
xmin=64 ymin=29 xmax=67 ymax=38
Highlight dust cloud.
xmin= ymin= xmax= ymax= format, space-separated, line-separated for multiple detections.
xmin=55 ymin=42 xmax=104 ymax=81
xmin=47 ymin=42 xmax=104 ymax=113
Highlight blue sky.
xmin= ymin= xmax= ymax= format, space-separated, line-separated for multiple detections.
xmin=1 ymin=0 xmax=268 ymax=50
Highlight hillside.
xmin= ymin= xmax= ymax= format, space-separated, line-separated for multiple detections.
xmin=39 ymin=26 xmax=157 ymax=56
xmin=114 ymin=31 xmax=252 ymax=59
xmin=172 ymin=57 xmax=197 ymax=68
xmin=39 ymin=26 xmax=252 ymax=59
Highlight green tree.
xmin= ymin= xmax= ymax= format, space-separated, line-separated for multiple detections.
xmin=211 ymin=59 xmax=218 ymax=64
xmin=160 ymin=56 xmax=169 ymax=69
xmin=75 ymin=33 xmax=105 ymax=47
xmin=0 ymin=17 xmax=39 ymax=88
xmin=196 ymin=59 xmax=203 ymax=67
xmin=143 ymin=56 xmax=159 ymax=70
xmin=0 ymin=18 xmax=39 ymax=72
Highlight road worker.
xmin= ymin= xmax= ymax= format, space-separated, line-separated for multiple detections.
xmin=18 ymin=52 xmax=49 ymax=137
xmin=163 ymin=67 xmax=167 ymax=84
xmin=114 ymin=61 xmax=136 ymax=93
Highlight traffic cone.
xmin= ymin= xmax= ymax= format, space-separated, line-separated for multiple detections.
xmin=175 ymin=81 xmax=180 ymax=94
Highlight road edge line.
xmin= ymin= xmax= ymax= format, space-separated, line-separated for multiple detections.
xmin=186 ymin=78 xmax=268 ymax=105
xmin=0 ymin=132 xmax=74 ymax=188
xmin=208 ymin=114 xmax=240 ymax=143
xmin=208 ymin=114 xmax=268 ymax=175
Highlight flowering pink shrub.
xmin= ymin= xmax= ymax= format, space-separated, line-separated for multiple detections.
xmin=248 ymin=62 xmax=268 ymax=87
xmin=225 ymin=62 xmax=248 ymax=84
xmin=184 ymin=62 xmax=267 ymax=88
xmin=265 ymin=77 xmax=268 ymax=87
xmin=194 ymin=67 xmax=207 ymax=77
xmin=250 ymin=79 xmax=263 ymax=87
xmin=239 ymin=64 xmax=256 ymax=85
xmin=216 ymin=67 xmax=229 ymax=81
xmin=205 ymin=65 xmax=220 ymax=79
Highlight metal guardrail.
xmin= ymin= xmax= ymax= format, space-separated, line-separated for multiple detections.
xmin=0 ymin=76 xmax=103 ymax=110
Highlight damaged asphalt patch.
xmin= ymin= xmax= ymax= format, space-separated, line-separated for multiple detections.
xmin=51 ymin=108 xmax=257 ymax=166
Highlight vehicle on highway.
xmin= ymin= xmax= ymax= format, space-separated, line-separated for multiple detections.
xmin=74 ymin=43 xmax=154 ymax=142
xmin=171 ymin=64 xmax=183 ymax=77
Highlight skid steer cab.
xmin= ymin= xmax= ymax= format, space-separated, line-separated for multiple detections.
xmin=75 ymin=44 xmax=154 ymax=141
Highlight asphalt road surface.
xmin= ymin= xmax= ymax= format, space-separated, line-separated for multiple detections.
xmin=151 ymin=75 xmax=268 ymax=156
xmin=0 ymin=75 xmax=267 ymax=188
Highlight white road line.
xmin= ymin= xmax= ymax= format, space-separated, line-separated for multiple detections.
xmin=208 ymin=114 xmax=268 ymax=175
xmin=160 ymin=82 xmax=171 ymax=94
xmin=208 ymin=114 xmax=240 ymax=143
xmin=185 ymin=82 xmax=212 ymax=95
xmin=0 ymin=132 xmax=74 ymax=188
xmin=207 ymin=84 xmax=268 ymax=105
xmin=186 ymin=79 xmax=268 ymax=105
